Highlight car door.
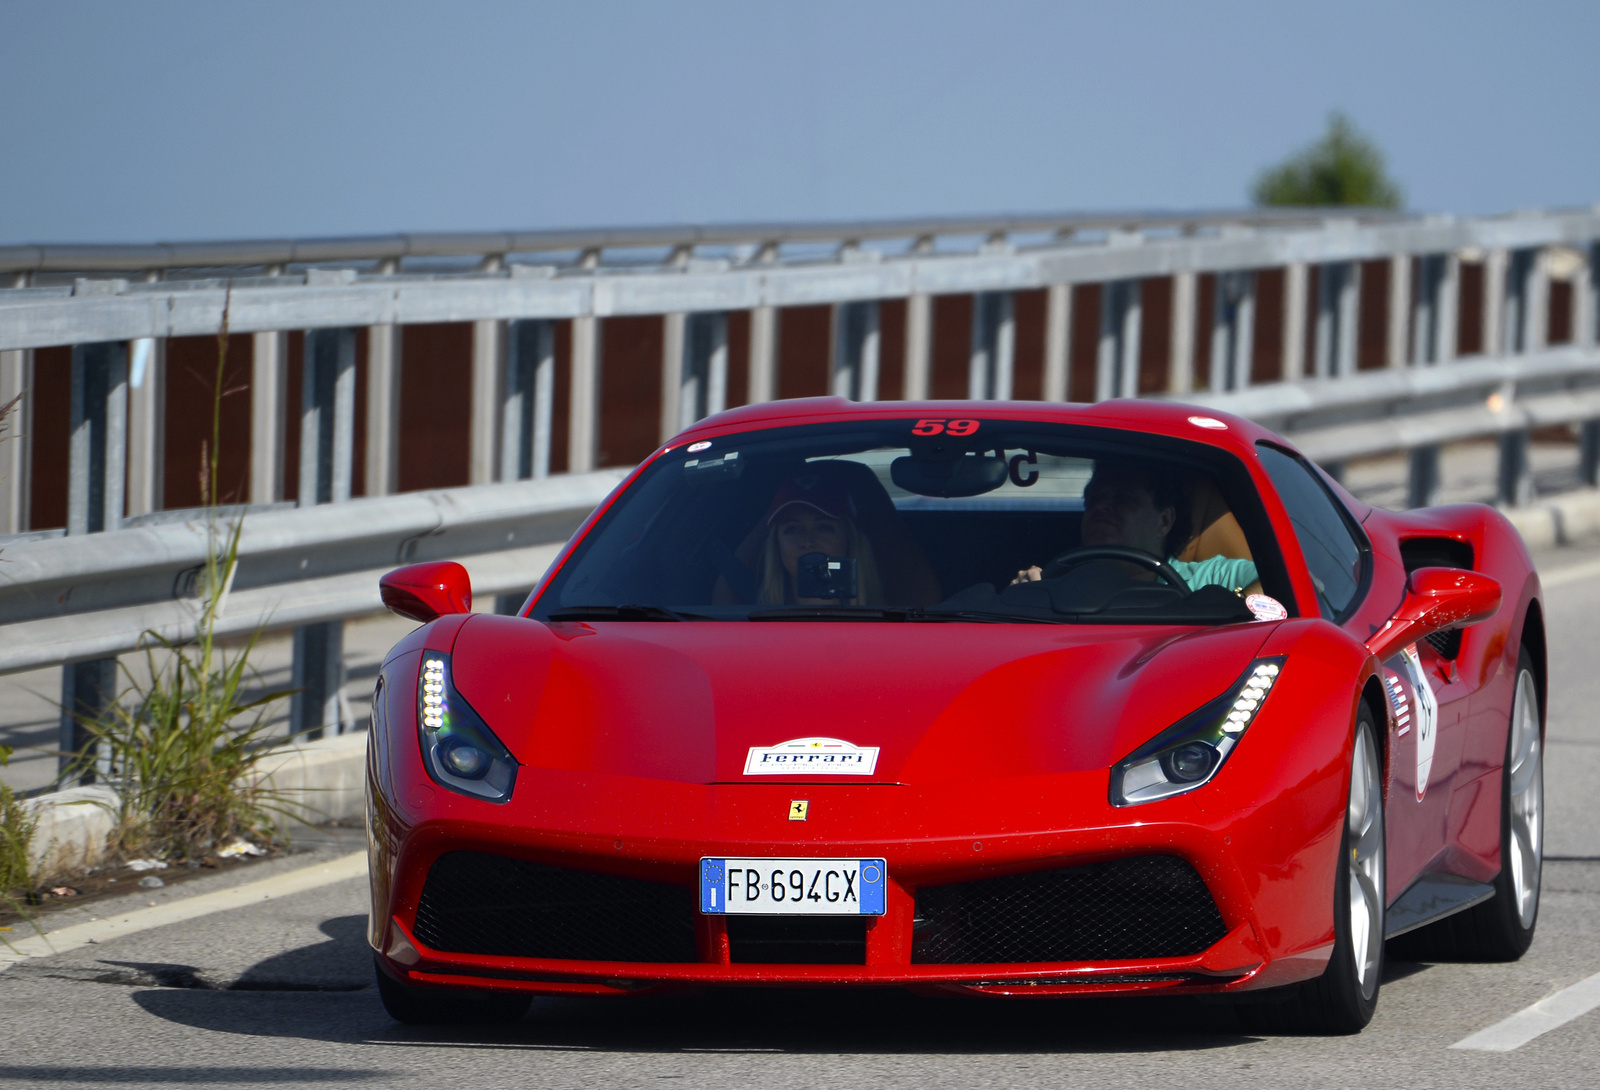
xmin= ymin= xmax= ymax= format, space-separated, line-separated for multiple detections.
xmin=1255 ymin=444 xmax=1459 ymax=893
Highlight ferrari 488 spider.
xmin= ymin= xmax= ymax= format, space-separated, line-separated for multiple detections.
xmin=366 ymin=397 xmax=1543 ymax=1034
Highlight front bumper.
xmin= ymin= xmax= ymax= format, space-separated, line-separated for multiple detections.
xmin=369 ymin=765 xmax=1344 ymax=999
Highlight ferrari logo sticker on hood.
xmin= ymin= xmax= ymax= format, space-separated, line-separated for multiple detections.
xmin=744 ymin=737 xmax=880 ymax=776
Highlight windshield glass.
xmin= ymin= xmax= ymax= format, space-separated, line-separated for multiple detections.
xmin=531 ymin=418 xmax=1293 ymax=625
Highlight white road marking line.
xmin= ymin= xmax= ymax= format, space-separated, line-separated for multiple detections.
xmin=1538 ymin=557 xmax=1600 ymax=589
xmin=1450 ymin=971 xmax=1600 ymax=1051
xmin=0 ymin=851 xmax=367 ymax=973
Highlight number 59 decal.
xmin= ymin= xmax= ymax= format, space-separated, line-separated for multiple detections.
xmin=911 ymin=418 xmax=980 ymax=437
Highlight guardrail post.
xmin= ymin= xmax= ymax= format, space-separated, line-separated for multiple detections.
xmin=290 ymin=327 xmax=356 ymax=741
xmin=0 ymin=346 xmax=32 ymax=534
xmin=1579 ymin=420 xmax=1600 ymax=487
xmin=1282 ymin=263 xmax=1307 ymax=382
xmin=968 ymin=293 xmax=1013 ymax=400
xmin=1386 ymin=255 xmax=1410 ymax=369
xmin=470 ymin=319 xmax=506 ymax=485
xmin=59 ymin=340 xmax=128 ymax=779
xmin=69 ymin=342 xmax=128 ymax=535
xmin=749 ymin=305 xmax=778 ymax=404
xmin=1314 ymin=262 xmax=1360 ymax=378
xmin=1576 ymin=243 xmax=1597 ymax=350
xmin=125 ymin=338 xmax=165 ymax=517
xmin=1503 ymin=248 xmax=1540 ymax=355
xmin=1411 ymin=254 xmax=1459 ymax=365
xmin=365 ymin=323 xmax=401 ymax=496
xmin=1167 ymin=272 xmax=1195 ymax=395
xmin=1498 ymin=428 xmax=1533 ymax=507
xmin=568 ymin=315 xmax=600 ymax=472
xmin=250 ymin=330 xmax=289 ymax=503
xmin=1210 ymin=271 xmax=1255 ymax=392
xmin=1096 ymin=281 xmax=1140 ymax=400
xmin=60 ymin=657 xmax=117 ymax=782
xmin=687 ymin=311 xmax=732 ymax=417
xmin=1407 ymin=445 xmax=1441 ymax=508
xmin=504 ymin=319 xmax=554 ymax=481
xmin=1044 ymin=283 xmax=1072 ymax=401
xmin=831 ymin=302 xmax=879 ymax=402
xmin=1484 ymin=248 xmax=1509 ymax=357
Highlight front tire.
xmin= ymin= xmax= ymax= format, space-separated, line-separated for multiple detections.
xmin=374 ymin=955 xmax=532 ymax=1025
xmin=1388 ymin=647 xmax=1542 ymax=962
xmin=1241 ymin=706 xmax=1385 ymax=1035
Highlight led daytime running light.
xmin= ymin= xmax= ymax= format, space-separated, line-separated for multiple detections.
xmin=1110 ymin=656 xmax=1286 ymax=807
xmin=414 ymin=652 xmax=518 ymax=803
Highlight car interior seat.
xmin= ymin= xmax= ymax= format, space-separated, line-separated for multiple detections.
xmin=1175 ymin=473 xmax=1254 ymax=564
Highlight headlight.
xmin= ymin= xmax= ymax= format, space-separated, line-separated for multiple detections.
xmin=1110 ymin=657 xmax=1285 ymax=806
xmin=417 ymin=653 xmax=518 ymax=802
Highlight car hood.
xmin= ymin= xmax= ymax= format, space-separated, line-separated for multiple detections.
xmin=448 ymin=615 xmax=1277 ymax=785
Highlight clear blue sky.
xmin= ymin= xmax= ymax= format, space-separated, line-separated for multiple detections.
xmin=2 ymin=0 xmax=1595 ymax=244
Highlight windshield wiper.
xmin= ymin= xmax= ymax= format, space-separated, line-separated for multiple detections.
xmin=746 ymin=606 xmax=1058 ymax=624
xmin=546 ymin=604 xmax=709 ymax=622
xmin=747 ymin=606 xmax=911 ymax=622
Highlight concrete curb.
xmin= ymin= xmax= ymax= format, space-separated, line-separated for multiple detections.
xmin=21 ymin=731 xmax=367 ymax=876
xmin=1501 ymin=488 xmax=1600 ymax=550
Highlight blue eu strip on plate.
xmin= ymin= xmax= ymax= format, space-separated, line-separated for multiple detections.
xmin=700 ymin=857 xmax=887 ymax=916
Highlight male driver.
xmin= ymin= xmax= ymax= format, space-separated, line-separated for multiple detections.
xmin=1012 ymin=461 xmax=1259 ymax=593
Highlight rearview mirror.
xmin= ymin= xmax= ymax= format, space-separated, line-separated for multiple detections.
xmin=890 ymin=454 xmax=1007 ymax=498
xmin=1366 ymin=566 xmax=1501 ymax=661
xmin=380 ymin=561 xmax=473 ymax=623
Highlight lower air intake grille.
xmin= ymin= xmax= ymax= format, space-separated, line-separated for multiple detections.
xmin=413 ymin=851 xmax=697 ymax=963
xmin=911 ymin=855 xmax=1227 ymax=964
xmin=727 ymin=915 xmax=868 ymax=964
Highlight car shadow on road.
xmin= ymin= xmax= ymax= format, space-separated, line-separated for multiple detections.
xmin=128 ymin=915 xmax=1267 ymax=1055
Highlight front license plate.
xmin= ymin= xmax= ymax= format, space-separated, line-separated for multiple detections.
xmin=700 ymin=858 xmax=886 ymax=915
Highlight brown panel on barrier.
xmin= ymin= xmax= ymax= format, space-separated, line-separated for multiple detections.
xmin=281 ymin=332 xmax=303 ymax=503
xmin=778 ymin=305 xmax=830 ymax=400
xmin=162 ymin=333 xmax=255 ymax=509
xmin=598 ymin=315 xmax=664 ymax=468
xmin=26 ymin=345 xmax=70 ymax=530
xmin=1068 ymin=283 xmax=1100 ymax=403
xmin=1358 ymin=260 xmax=1388 ymax=371
xmin=549 ymin=320 xmax=571 ymax=475
xmin=350 ymin=327 xmax=369 ymax=498
xmin=1012 ymin=289 xmax=1046 ymax=400
xmin=397 ymin=323 xmax=472 ymax=493
xmin=877 ymin=298 xmax=906 ymax=401
xmin=1457 ymin=261 xmax=1484 ymax=357
xmin=1193 ymin=275 xmax=1216 ymax=391
xmin=1139 ymin=278 xmax=1171 ymax=394
xmin=1252 ymin=268 xmax=1285 ymax=385
xmin=726 ymin=310 xmax=750 ymax=408
xmin=1549 ymin=280 xmax=1574 ymax=345
xmin=930 ymin=294 xmax=971 ymax=400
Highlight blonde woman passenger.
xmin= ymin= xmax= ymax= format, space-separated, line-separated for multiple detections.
xmin=757 ymin=475 xmax=883 ymax=607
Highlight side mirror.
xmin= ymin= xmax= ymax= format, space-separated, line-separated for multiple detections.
xmin=1366 ymin=566 xmax=1501 ymax=661
xmin=380 ymin=561 xmax=472 ymax=623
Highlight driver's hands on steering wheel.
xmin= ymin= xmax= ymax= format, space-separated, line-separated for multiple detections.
xmin=1010 ymin=566 xmax=1044 ymax=585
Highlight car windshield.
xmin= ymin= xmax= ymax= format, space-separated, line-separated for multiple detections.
xmin=531 ymin=418 xmax=1294 ymax=625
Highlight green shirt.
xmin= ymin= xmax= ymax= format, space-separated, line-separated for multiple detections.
xmin=1169 ymin=555 xmax=1258 ymax=593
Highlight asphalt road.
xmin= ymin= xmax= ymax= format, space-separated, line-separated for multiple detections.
xmin=4 ymin=543 xmax=1600 ymax=1088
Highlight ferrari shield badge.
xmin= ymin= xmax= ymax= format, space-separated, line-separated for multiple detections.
xmin=744 ymin=737 xmax=880 ymax=775
xmin=1385 ymin=644 xmax=1440 ymax=800
xmin=789 ymin=800 xmax=809 ymax=821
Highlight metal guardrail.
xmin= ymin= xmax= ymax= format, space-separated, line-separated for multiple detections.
xmin=0 ymin=470 xmax=626 ymax=675
xmin=2 ymin=204 xmax=1598 ymax=757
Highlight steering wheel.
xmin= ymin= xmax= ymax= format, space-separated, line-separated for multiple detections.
xmin=1038 ymin=546 xmax=1191 ymax=596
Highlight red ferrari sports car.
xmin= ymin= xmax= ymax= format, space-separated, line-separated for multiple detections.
xmin=366 ymin=397 xmax=1544 ymax=1034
